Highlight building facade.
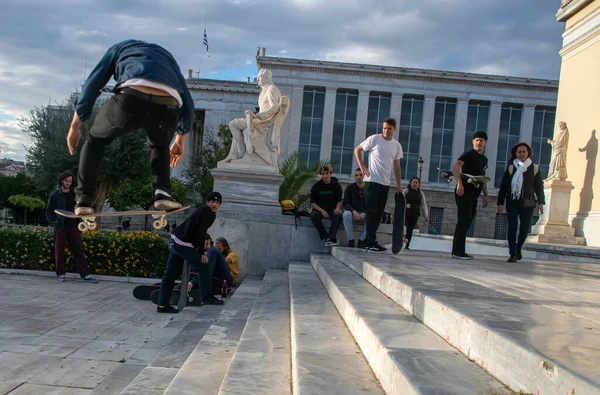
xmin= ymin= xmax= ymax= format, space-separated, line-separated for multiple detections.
xmin=555 ymin=0 xmax=600 ymax=247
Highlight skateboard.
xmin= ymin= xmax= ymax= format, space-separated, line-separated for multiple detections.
xmin=437 ymin=168 xmax=491 ymax=189
xmin=55 ymin=206 xmax=190 ymax=233
xmin=150 ymin=288 xmax=203 ymax=307
xmin=132 ymin=283 xmax=162 ymax=300
xmin=392 ymin=192 xmax=406 ymax=254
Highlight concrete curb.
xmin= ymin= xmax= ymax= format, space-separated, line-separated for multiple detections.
xmin=0 ymin=268 xmax=160 ymax=284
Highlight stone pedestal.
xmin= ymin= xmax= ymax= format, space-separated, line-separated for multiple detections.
xmin=529 ymin=179 xmax=585 ymax=245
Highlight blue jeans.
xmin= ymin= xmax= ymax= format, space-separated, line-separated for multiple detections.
xmin=158 ymin=238 xmax=215 ymax=306
xmin=506 ymin=199 xmax=534 ymax=256
xmin=342 ymin=210 xmax=367 ymax=242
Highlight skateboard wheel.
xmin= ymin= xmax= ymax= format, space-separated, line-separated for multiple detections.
xmin=78 ymin=222 xmax=88 ymax=232
xmin=406 ymin=204 xmax=411 ymax=208
xmin=88 ymin=222 xmax=97 ymax=231
xmin=188 ymin=296 xmax=193 ymax=303
xmin=152 ymin=219 xmax=162 ymax=229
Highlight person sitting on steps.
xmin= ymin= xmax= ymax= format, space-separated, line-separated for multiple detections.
xmin=343 ymin=167 xmax=367 ymax=248
xmin=187 ymin=234 xmax=234 ymax=297
xmin=215 ymin=237 xmax=239 ymax=286
xmin=310 ymin=164 xmax=343 ymax=246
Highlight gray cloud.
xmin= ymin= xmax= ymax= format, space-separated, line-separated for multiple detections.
xmin=0 ymin=0 xmax=564 ymax=162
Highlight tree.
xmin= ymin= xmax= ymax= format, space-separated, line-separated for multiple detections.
xmin=0 ymin=174 xmax=38 ymax=209
xmin=184 ymin=124 xmax=232 ymax=202
xmin=21 ymin=99 xmax=151 ymax=214
xmin=8 ymin=194 xmax=46 ymax=224
xmin=279 ymin=152 xmax=332 ymax=207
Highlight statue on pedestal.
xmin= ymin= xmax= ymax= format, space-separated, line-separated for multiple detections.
xmin=219 ymin=68 xmax=289 ymax=169
xmin=546 ymin=121 xmax=570 ymax=181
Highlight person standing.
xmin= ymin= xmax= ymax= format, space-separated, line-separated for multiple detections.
xmin=342 ymin=168 xmax=367 ymax=248
xmin=451 ymin=131 xmax=489 ymax=260
xmin=310 ymin=165 xmax=343 ymax=246
xmin=402 ymin=177 xmax=429 ymax=250
xmin=497 ymin=143 xmax=545 ymax=262
xmin=45 ymin=172 xmax=98 ymax=283
xmin=355 ymin=117 xmax=403 ymax=252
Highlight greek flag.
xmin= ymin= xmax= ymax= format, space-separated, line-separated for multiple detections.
xmin=203 ymin=28 xmax=210 ymax=57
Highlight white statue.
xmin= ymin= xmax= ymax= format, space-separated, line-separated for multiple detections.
xmin=220 ymin=68 xmax=289 ymax=168
xmin=546 ymin=121 xmax=569 ymax=181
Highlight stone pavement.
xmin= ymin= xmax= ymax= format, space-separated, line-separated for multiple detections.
xmin=0 ymin=274 xmax=212 ymax=394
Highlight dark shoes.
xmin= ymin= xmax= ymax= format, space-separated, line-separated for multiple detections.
xmin=367 ymin=243 xmax=387 ymax=252
xmin=346 ymin=240 xmax=355 ymax=248
xmin=507 ymin=255 xmax=517 ymax=263
xmin=452 ymin=253 xmax=474 ymax=260
xmin=516 ymin=250 xmax=523 ymax=261
xmin=202 ymin=296 xmax=224 ymax=305
xmin=157 ymin=305 xmax=179 ymax=314
xmin=325 ymin=238 xmax=339 ymax=247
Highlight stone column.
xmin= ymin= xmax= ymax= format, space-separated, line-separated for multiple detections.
xmin=418 ymin=95 xmax=436 ymax=183
xmin=285 ymin=86 xmax=305 ymax=160
xmin=351 ymin=90 xmax=370 ymax=171
xmin=390 ymin=94 xmax=403 ymax=122
xmin=520 ymin=104 xmax=536 ymax=146
xmin=319 ymin=87 xmax=337 ymax=161
xmin=452 ymin=99 xmax=469 ymax=164
xmin=485 ymin=101 xmax=503 ymax=187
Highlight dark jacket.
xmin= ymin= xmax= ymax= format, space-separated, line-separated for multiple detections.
xmin=45 ymin=188 xmax=78 ymax=232
xmin=171 ymin=205 xmax=216 ymax=248
xmin=310 ymin=177 xmax=343 ymax=212
xmin=342 ymin=182 xmax=366 ymax=212
xmin=76 ymin=39 xmax=194 ymax=134
xmin=497 ymin=165 xmax=545 ymax=206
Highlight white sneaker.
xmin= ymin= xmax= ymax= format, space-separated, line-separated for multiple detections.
xmin=58 ymin=275 xmax=66 ymax=282
xmin=75 ymin=206 xmax=94 ymax=215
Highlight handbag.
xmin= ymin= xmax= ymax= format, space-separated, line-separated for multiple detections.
xmin=520 ymin=198 xmax=537 ymax=209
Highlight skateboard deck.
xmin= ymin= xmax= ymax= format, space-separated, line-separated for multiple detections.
xmin=392 ymin=192 xmax=406 ymax=254
xmin=132 ymin=283 xmax=162 ymax=300
xmin=55 ymin=206 xmax=190 ymax=233
xmin=150 ymin=288 xmax=203 ymax=307
xmin=437 ymin=168 xmax=490 ymax=188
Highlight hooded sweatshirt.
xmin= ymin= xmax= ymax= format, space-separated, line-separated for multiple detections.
xmin=310 ymin=177 xmax=343 ymax=212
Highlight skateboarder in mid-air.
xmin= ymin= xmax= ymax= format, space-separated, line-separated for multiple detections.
xmin=354 ymin=117 xmax=404 ymax=252
xmin=66 ymin=39 xmax=195 ymax=215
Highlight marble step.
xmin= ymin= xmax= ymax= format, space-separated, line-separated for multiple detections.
xmin=288 ymin=262 xmax=383 ymax=395
xmin=161 ymin=277 xmax=263 ymax=395
xmin=330 ymin=246 xmax=600 ymax=395
xmin=217 ymin=269 xmax=292 ymax=395
xmin=310 ymin=253 xmax=511 ymax=395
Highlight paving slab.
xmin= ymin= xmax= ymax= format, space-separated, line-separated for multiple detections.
xmin=89 ymin=364 xmax=145 ymax=395
xmin=217 ymin=270 xmax=291 ymax=395
xmin=331 ymin=247 xmax=600 ymax=395
xmin=289 ymin=263 xmax=383 ymax=395
xmin=120 ymin=367 xmax=178 ymax=395
xmin=310 ymin=254 xmax=510 ymax=395
xmin=6 ymin=384 xmax=92 ymax=395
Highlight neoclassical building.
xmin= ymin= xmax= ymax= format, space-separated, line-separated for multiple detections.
xmin=184 ymin=55 xmax=559 ymax=239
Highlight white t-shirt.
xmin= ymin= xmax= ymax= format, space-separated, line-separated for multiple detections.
xmin=360 ymin=134 xmax=403 ymax=186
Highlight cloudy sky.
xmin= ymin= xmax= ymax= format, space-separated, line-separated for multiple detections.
xmin=0 ymin=0 xmax=564 ymax=162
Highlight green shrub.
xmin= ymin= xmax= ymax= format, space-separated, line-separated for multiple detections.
xmin=0 ymin=226 xmax=169 ymax=278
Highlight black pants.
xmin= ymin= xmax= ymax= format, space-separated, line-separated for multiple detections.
xmin=405 ymin=216 xmax=419 ymax=247
xmin=506 ymin=199 xmax=534 ymax=256
xmin=53 ymin=227 xmax=90 ymax=277
xmin=452 ymin=192 xmax=478 ymax=255
xmin=75 ymin=93 xmax=181 ymax=205
xmin=365 ymin=182 xmax=389 ymax=245
xmin=310 ymin=209 xmax=341 ymax=240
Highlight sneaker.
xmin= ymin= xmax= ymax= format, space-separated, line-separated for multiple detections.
xmin=507 ymin=255 xmax=517 ymax=263
xmin=75 ymin=203 xmax=94 ymax=216
xmin=357 ymin=239 xmax=366 ymax=249
xmin=58 ymin=275 xmax=66 ymax=282
xmin=157 ymin=305 xmax=179 ymax=314
xmin=325 ymin=238 xmax=339 ymax=247
xmin=451 ymin=253 xmax=474 ymax=260
xmin=368 ymin=243 xmax=387 ymax=252
xmin=202 ymin=296 xmax=224 ymax=305
xmin=346 ymin=240 xmax=355 ymax=248
xmin=516 ymin=250 xmax=523 ymax=261
xmin=405 ymin=245 xmax=410 ymax=250
xmin=154 ymin=193 xmax=182 ymax=212
xmin=83 ymin=275 xmax=98 ymax=283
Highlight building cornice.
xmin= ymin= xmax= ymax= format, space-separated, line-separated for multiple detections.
xmin=257 ymin=56 xmax=558 ymax=93
xmin=557 ymin=0 xmax=594 ymax=22
xmin=186 ymin=78 xmax=261 ymax=94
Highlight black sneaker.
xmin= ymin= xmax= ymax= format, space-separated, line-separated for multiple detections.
xmin=325 ymin=238 xmax=339 ymax=247
xmin=202 ymin=296 xmax=224 ymax=305
xmin=357 ymin=240 xmax=366 ymax=249
xmin=157 ymin=305 xmax=179 ymax=313
xmin=452 ymin=253 xmax=473 ymax=260
xmin=507 ymin=255 xmax=517 ymax=263
xmin=346 ymin=240 xmax=355 ymax=248
xmin=154 ymin=193 xmax=182 ymax=211
xmin=516 ymin=250 xmax=523 ymax=261
xmin=369 ymin=243 xmax=387 ymax=252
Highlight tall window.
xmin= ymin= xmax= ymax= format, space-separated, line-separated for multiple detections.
xmin=366 ymin=92 xmax=391 ymax=138
xmin=429 ymin=98 xmax=456 ymax=183
xmin=532 ymin=106 xmax=556 ymax=179
xmin=464 ymin=101 xmax=490 ymax=153
xmin=331 ymin=89 xmax=358 ymax=174
xmin=495 ymin=103 xmax=522 ymax=187
xmin=299 ymin=87 xmax=325 ymax=168
xmin=399 ymin=95 xmax=424 ymax=179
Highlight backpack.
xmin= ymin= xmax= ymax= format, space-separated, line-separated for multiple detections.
xmin=508 ymin=164 xmax=538 ymax=177
xmin=281 ymin=200 xmax=296 ymax=215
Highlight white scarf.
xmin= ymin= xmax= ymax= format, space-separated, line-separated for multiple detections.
xmin=511 ymin=158 xmax=532 ymax=200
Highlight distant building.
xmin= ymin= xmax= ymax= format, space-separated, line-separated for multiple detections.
xmin=0 ymin=158 xmax=26 ymax=176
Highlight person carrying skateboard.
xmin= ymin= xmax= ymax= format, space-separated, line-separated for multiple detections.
xmin=354 ymin=117 xmax=403 ymax=252
xmin=66 ymin=39 xmax=194 ymax=215
xmin=402 ymin=177 xmax=429 ymax=250
xmin=451 ymin=131 xmax=489 ymax=260
xmin=45 ymin=171 xmax=98 ymax=283
xmin=156 ymin=192 xmax=223 ymax=313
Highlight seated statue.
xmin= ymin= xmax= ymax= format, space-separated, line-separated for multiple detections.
xmin=219 ymin=68 xmax=289 ymax=168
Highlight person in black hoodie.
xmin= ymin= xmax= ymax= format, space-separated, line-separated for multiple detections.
xmin=156 ymin=191 xmax=223 ymax=313
xmin=310 ymin=164 xmax=343 ymax=246
xmin=45 ymin=171 xmax=98 ymax=283
xmin=497 ymin=143 xmax=545 ymax=262
xmin=342 ymin=168 xmax=367 ymax=248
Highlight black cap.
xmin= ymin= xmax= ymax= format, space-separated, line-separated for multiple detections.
xmin=206 ymin=191 xmax=222 ymax=204
xmin=472 ymin=131 xmax=488 ymax=141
